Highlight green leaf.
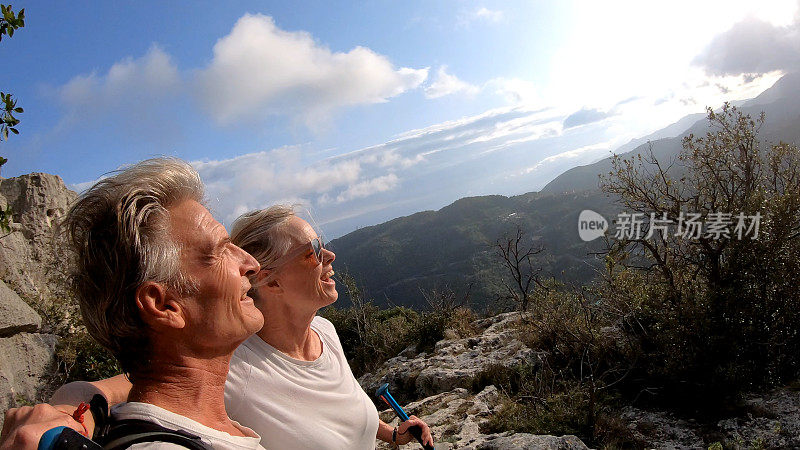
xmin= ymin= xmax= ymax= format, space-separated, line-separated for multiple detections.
xmin=13 ymin=107 xmax=22 ymax=113
xmin=9 ymin=127 xmax=18 ymax=134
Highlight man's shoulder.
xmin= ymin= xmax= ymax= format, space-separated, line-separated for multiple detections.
xmin=110 ymin=402 xmax=262 ymax=450
xmin=126 ymin=443 xmax=193 ymax=449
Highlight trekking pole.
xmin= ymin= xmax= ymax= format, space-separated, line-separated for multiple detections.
xmin=375 ymin=383 xmax=435 ymax=450
xmin=38 ymin=426 xmax=101 ymax=450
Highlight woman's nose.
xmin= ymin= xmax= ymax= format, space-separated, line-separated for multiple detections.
xmin=323 ymin=247 xmax=335 ymax=263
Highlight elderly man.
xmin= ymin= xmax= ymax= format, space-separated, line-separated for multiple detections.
xmin=1 ymin=157 xmax=265 ymax=449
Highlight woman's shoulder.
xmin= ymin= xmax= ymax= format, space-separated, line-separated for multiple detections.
xmin=311 ymin=315 xmax=337 ymax=336
xmin=311 ymin=315 xmax=344 ymax=351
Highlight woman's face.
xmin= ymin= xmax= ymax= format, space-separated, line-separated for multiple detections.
xmin=267 ymin=216 xmax=338 ymax=311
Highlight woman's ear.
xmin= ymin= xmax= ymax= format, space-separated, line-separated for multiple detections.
xmin=256 ymin=269 xmax=282 ymax=293
xmin=135 ymin=281 xmax=186 ymax=329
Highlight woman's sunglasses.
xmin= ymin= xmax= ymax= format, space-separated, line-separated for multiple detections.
xmin=265 ymin=237 xmax=326 ymax=271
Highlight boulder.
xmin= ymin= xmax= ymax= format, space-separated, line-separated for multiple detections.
xmin=375 ymin=386 xmax=588 ymax=450
xmin=0 ymin=173 xmax=77 ymax=301
xmin=716 ymin=388 xmax=800 ymax=449
xmin=0 ymin=280 xmax=41 ymax=336
xmin=360 ymin=312 xmax=543 ymax=399
xmin=475 ymin=434 xmax=589 ymax=450
xmin=619 ymin=407 xmax=705 ymax=449
xmin=0 ymin=332 xmax=58 ymax=428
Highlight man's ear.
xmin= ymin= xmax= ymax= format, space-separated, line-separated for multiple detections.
xmin=135 ymin=281 xmax=185 ymax=329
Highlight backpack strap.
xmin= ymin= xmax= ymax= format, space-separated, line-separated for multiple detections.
xmin=101 ymin=419 xmax=210 ymax=450
xmin=89 ymin=394 xmax=110 ymax=442
xmin=86 ymin=395 xmax=211 ymax=450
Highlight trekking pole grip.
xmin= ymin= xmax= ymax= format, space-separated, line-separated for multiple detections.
xmin=376 ymin=383 xmax=435 ymax=450
xmin=408 ymin=425 xmax=435 ymax=450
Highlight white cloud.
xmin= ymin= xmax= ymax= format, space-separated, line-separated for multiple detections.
xmin=59 ymin=46 xmax=180 ymax=107
xmin=693 ymin=16 xmax=800 ymax=75
xmin=182 ymin=105 xmax=579 ymax=232
xmin=193 ymin=142 xmax=417 ymax=225
xmin=487 ymin=77 xmax=540 ymax=105
xmin=424 ymin=66 xmax=480 ymax=99
xmin=458 ymin=7 xmax=504 ymax=26
xmin=520 ymin=141 xmax=614 ymax=176
xmin=195 ymin=14 xmax=428 ymax=127
xmin=334 ymin=174 xmax=400 ymax=203
xmin=55 ymin=46 xmax=181 ymax=137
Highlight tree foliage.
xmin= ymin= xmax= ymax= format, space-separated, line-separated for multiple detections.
xmin=600 ymin=103 xmax=800 ymax=406
xmin=0 ymin=4 xmax=24 ymax=233
xmin=0 ymin=4 xmax=23 ymax=142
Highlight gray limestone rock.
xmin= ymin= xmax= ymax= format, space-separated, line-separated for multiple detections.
xmin=360 ymin=312 xmax=543 ymax=399
xmin=0 ymin=173 xmax=76 ymax=430
xmin=716 ymin=389 xmax=800 ymax=449
xmin=0 ymin=332 xmax=58 ymax=429
xmin=475 ymin=434 xmax=589 ymax=450
xmin=375 ymin=386 xmax=589 ymax=450
xmin=0 ymin=173 xmax=77 ymax=302
xmin=0 ymin=280 xmax=41 ymax=336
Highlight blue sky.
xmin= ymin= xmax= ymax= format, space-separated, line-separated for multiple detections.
xmin=2 ymin=0 xmax=798 ymax=236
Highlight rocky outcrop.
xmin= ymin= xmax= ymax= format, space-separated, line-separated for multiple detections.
xmin=360 ymin=312 xmax=542 ymax=399
xmin=717 ymin=389 xmax=800 ymax=449
xmin=0 ymin=174 xmax=75 ymax=429
xmin=618 ymin=388 xmax=800 ymax=449
xmin=0 ymin=332 xmax=58 ymax=410
xmin=0 ymin=279 xmax=58 ymax=429
xmin=0 ymin=173 xmax=77 ymax=301
xmin=376 ymin=386 xmax=588 ymax=450
xmin=0 ymin=280 xmax=41 ymax=336
xmin=365 ymin=312 xmax=588 ymax=449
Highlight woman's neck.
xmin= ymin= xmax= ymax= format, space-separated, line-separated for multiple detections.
xmin=256 ymin=303 xmax=322 ymax=361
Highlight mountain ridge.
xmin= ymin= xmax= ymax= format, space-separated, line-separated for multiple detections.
xmin=541 ymin=72 xmax=800 ymax=193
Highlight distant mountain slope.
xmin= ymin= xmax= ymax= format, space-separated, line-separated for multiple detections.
xmin=329 ymin=190 xmax=617 ymax=310
xmin=541 ymin=72 xmax=800 ymax=193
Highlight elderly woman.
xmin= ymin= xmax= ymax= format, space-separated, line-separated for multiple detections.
xmin=46 ymin=205 xmax=433 ymax=449
xmin=225 ymin=206 xmax=433 ymax=449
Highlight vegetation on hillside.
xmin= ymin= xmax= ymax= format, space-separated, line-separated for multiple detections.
xmin=321 ymin=270 xmax=478 ymax=378
xmin=484 ymin=105 xmax=800 ymax=447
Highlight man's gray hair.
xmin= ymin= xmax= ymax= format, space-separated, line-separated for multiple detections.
xmin=230 ymin=205 xmax=295 ymax=298
xmin=63 ymin=157 xmax=204 ymax=376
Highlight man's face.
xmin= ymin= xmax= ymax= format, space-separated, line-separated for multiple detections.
xmin=168 ymin=200 xmax=264 ymax=351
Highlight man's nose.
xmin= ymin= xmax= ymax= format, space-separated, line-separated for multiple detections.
xmin=238 ymin=245 xmax=260 ymax=276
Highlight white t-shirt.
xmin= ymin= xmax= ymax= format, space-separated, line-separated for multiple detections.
xmin=110 ymin=401 xmax=264 ymax=450
xmin=225 ymin=316 xmax=380 ymax=450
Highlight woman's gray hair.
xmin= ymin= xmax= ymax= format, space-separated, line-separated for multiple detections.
xmin=230 ymin=205 xmax=296 ymax=297
xmin=63 ymin=157 xmax=204 ymax=377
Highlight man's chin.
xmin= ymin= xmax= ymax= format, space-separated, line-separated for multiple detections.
xmin=242 ymin=307 xmax=265 ymax=333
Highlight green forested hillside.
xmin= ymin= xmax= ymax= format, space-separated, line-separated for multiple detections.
xmin=329 ymin=190 xmax=618 ymax=309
